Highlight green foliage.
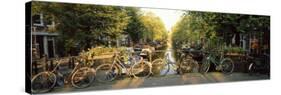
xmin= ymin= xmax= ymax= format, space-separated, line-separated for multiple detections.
xmin=172 ymin=11 xmax=270 ymax=51
xmin=139 ymin=12 xmax=167 ymax=42
xmin=79 ymin=47 xmax=116 ymax=57
xmin=123 ymin=8 xmax=145 ymax=43
xmin=32 ymin=2 xmax=130 ymax=55
xmin=32 ymin=2 xmax=169 ymax=56
xmin=78 ymin=47 xmax=130 ymax=61
xmin=224 ymin=47 xmax=245 ymax=54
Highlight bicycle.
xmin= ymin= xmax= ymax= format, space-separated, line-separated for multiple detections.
xmin=151 ymin=49 xmax=177 ymax=76
xmin=199 ymin=50 xmax=234 ymax=74
xmin=152 ymin=48 xmax=199 ymax=76
xmin=178 ymin=48 xmax=200 ymax=74
xmin=31 ymin=56 xmax=96 ymax=93
xmin=95 ymin=50 xmax=152 ymax=82
xmin=248 ymin=53 xmax=270 ymax=76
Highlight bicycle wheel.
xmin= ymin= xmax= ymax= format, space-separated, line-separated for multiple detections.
xmin=199 ymin=58 xmax=210 ymax=73
xmin=95 ymin=64 xmax=119 ymax=82
xmin=179 ymin=56 xmax=199 ymax=74
xmin=31 ymin=72 xmax=56 ymax=93
xmin=132 ymin=61 xmax=152 ymax=78
xmin=221 ymin=58 xmax=234 ymax=74
xmin=71 ymin=67 xmax=95 ymax=88
xmin=151 ymin=58 xmax=169 ymax=76
xmin=248 ymin=62 xmax=256 ymax=75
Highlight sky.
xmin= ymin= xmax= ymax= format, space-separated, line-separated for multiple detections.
xmin=141 ymin=8 xmax=185 ymax=32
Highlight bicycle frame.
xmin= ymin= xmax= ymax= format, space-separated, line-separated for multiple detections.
xmin=206 ymin=52 xmax=224 ymax=67
xmin=31 ymin=57 xmax=63 ymax=78
xmin=203 ymin=50 xmax=235 ymax=74
xmin=162 ymin=52 xmax=177 ymax=70
xmin=31 ymin=57 xmax=79 ymax=93
xmin=110 ymin=53 xmax=140 ymax=75
xmin=54 ymin=57 xmax=84 ymax=75
xmin=34 ymin=57 xmax=92 ymax=83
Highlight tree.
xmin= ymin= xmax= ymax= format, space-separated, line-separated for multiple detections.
xmin=124 ymin=9 xmax=168 ymax=46
xmin=123 ymin=8 xmax=145 ymax=43
xmin=172 ymin=11 xmax=269 ymax=51
xmin=139 ymin=12 xmax=167 ymax=43
xmin=32 ymin=2 xmax=130 ymax=56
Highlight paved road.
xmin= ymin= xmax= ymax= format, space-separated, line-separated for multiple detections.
xmin=51 ymin=72 xmax=269 ymax=93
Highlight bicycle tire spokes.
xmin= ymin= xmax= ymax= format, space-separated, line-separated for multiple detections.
xmin=179 ymin=57 xmax=199 ymax=74
xmin=96 ymin=64 xmax=118 ymax=82
xmin=220 ymin=59 xmax=234 ymax=74
xmin=132 ymin=62 xmax=151 ymax=78
xmin=151 ymin=59 xmax=170 ymax=76
xmin=31 ymin=72 xmax=56 ymax=93
xmin=71 ymin=68 xmax=95 ymax=88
